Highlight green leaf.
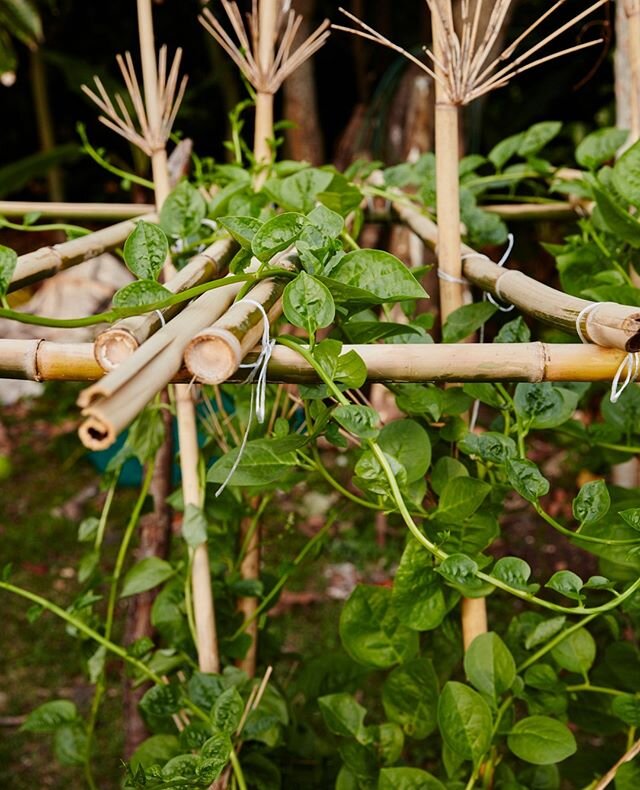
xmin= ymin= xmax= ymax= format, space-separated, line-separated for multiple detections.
xmin=378 ymin=419 xmax=431 ymax=482
xmin=182 ymin=504 xmax=208 ymax=548
xmin=442 ymin=302 xmax=497 ymax=343
xmin=576 ymin=127 xmax=628 ymax=170
xmin=318 ymin=693 xmax=367 ymax=738
xmin=611 ymin=694 xmax=640 ymax=726
xmin=265 ymin=168 xmax=334 ymax=212
xmin=378 ymin=767 xmax=446 ymax=790
xmin=392 ymin=539 xmax=447 ymax=631
xmin=514 ymin=383 xmax=578 ymax=429
xmin=614 ymin=139 xmax=640 ymax=207
xmin=188 ymin=672 xmax=225 ymax=710
xmin=619 ymin=509 xmax=640 ymax=532
xmin=437 ymin=681 xmax=493 ymax=761
xmin=437 ymin=477 xmax=491 ymax=523
xmin=307 ymin=203 xmax=344 ymax=237
xmin=437 ymin=554 xmax=493 ymax=597
xmin=492 ymin=557 xmax=539 ymax=594
xmin=22 ymin=700 xmax=77 ymax=732
xmin=54 ymin=722 xmax=87 ymax=767
xmin=282 ymin=271 xmax=335 ymax=336
xmin=382 ymin=658 xmax=440 ymax=739
xmin=217 ymin=215 xmax=263 ymax=248
xmin=506 ymin=459 xmax=550 ymax=502
xmin=112 ymin=279 xmax=171 ymax=308
xmin=0 ymin=244 xmax=17 ymax=296
xmin=458 ymin=432 xmax=517 ymax=464
xmin=212 ymin=687 xmax=243 ymax=734
xmin=524 ymin=617 xmax=566 ymax=650
xmin=329 ymin=249 xmax=427 ymax=302
xmin=120 ymin=557 xmax=175 ymax=598
xmin=551 ymin=628 xmax=596 ymax=673
xmin=160 ymin=180 xmax=207 ymax=238
xmin=206 ymin=435 xmax=305 ymax=487
xmin=616 ymin=759 xmax=640 ymax=790
xmin=0 ymin=0 xmax=42 ymax=46
xmin=431 ymin=457 xmax=468 ymax=496
xmin=333 ymin=404 xmax=380 ymax=439
xmin=507 ymin=716 xmax=576 ymax=765
xmin=139 ymin=683 xmax=182 ymax=718
xmin=464 ymin=632 xmax=516 ymax=702
xmin=572 ymin=480 xmax=610 ymax=525
xmin=494 ymin=316 xmax=531 ymax=343
xmin=518 ymin=122 xmax=562 ymax=157
xmin=123 ymin=221 xmax=169 ymax=280
xmin=591 ymin=181 xmax=640 ymax=247
xmin=339 ymin=585 xmax=419 ymax=669
xmin=129 ymin=734 xmax=181 ymax=772
xmin=251 ymin=212 xmax=306 ymax=263
xmin=545 ymin=570 xmax=584 ymax=603
xmin=488 ymin=132 xmax=525 ymax=170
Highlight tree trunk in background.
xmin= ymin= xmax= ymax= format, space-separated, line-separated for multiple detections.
xmin=283 ymin=0 xmax=324 ymax=165
xmin=123 ymin=400 xmax=174 ymax=758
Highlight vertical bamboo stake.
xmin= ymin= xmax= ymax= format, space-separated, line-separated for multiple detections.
xmin=433 ymin=11 xmax=486 ymax=651
xmin=254 ymin=0 xmax=278 ymax=169
xmin=626 ymin=0 xmax=640 ymax=143
xmin=135 ymin=0 xmax=219 ymax=674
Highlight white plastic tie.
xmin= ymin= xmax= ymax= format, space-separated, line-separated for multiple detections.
xmin=155 ymin=310 xmax=166 ymax=328
xmin=575 ymin=301 xmax=638 ymax=403
xmin=489 ymin=233 xmax=515 ymax=312
xmin=215 ymin=298 xmax=275 ymax=497
xmin=437 ymin=270 xmax=468 ymax=285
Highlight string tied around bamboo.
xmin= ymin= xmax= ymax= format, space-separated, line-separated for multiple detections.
xmin=576 ymin=301 xmax=640 ymax=403
xmin=215 ymin=299 xmax=275 ymax=497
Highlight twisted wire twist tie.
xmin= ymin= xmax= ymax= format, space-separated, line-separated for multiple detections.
xmin=216 ymin=299 xmax=275 ymax=496
xmin=575 ymin=301 xmax=639 ymax=403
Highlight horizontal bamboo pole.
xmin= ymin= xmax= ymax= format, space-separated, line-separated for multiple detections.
xmin=1 ymin=339 xmax=631 ymax=384
xmin=94 ymin=237 xmax=238 ymax=371
xmin=9 ymin=213 xmax=157 ymax=293
xmin=76 ymin=279 xmax=244 ymax=450
xmin=484 ymin=202 xmax=592 ymax=221
xmin=0 ymin=201 xmax=154 ymax=220
xmin=395 ymin=202 xmax=640 ymax=352
xmin=184 ymin=276 xmax=286 ymax=385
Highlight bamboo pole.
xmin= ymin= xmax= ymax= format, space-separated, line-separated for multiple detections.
xmin=184 ymin=275 xmax=287 ymax=385
xmin=395 ymin=202 xmax=640 ymax=353
xmin=483 ymin=202 xmax=590 ymax=221
xmin=8 ymin=213 xmax=157 ymax=293
xmin=0 ymin=202 xmax=154 ymax=220
xmin=626 ymin=0 xmax=640 ymax=142
xmin=94 ymin=237 xmax=238 ymax=371
xmin=254 ymin=0 xmax=278 ymax=169
xmin=2 ymin=339 xmax=633 ymax=384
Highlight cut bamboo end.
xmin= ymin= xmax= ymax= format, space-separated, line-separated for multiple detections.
xmin=78 ymin=413 xmax=116 ymax=451
xmin=184 ymin=329 xmax=243 ymax=385
xmin=94 ymin=328 xmax=139 ymax=371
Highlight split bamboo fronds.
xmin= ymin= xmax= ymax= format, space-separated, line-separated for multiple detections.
xmin=2 ymin=339 xmax=633 ymax=384
xmin=184 ymin=274 xmax=287 ymax=385
xmin=76 ymin=278 xmax=243 ymax=451
xmin=9 ymin=213 xmax=157 ymax=292
xmin=0 ymin=202 xmax=154 ymax=220
xmin=395 ymin=201 xmax=640 ymax=353
xmin=94 ymin=236 xmax=238 ymax=371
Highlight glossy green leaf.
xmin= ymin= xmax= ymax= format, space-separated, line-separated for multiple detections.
xmin=611 ymin=695 xmax=640 ymax=726
xmin=160 ymin=180 xmax=206 ymax=237
xmin=265 ymin=168 xmax=334 ymax=212
xmin=129 ymin=734 xmax=181 ymax=772
xmin=307 ymin=203 xmax=344 ymax=237
xmin=518 ymin=122 xmax=562 ymax=157
xmin=572 ymin=480 xmax=610 ymax=525
xmin=382 ymin=658 xmax=440 ymax=739
xmin=329 ymin=249 xmax=427 ymax=302
xmin=339 ymin=585 xmax=419 ymax=669
xmin=437 ymin=477 xmax=491 ymax=523
xmin=458 ymin=432 xmax=517 ymax=464
xmin=551 ymin=628 xmax=596 ymax=673
xmin=392 ymin=539 xmax=447 ymax=631
xmin=282 ymin=271 xmax=335 ymax=336
xmin=318 ymin=693 xmax=367 ymax=738
xmin=464 ymin=632 xmax=516 ymax=701
xmin=251 ymin=212 xmax=306 ymax=263
xmin=212 ymin=686 xmax=243 ymax=734
xmin=0 ymin=244 xmax=17 ymax=296
xmin=437 ymin=681 xmax=493 ymax=761
xmin=333 ymin=404 xmax=380 ymax=439
xmin=506 ymin=459 xmax=550 ymax=502
xmin=524 ymin=617 xmax=566 ymax=650
xmin=545 ymin=570 xmax=584 ymax=602
xmin=492 ymin=557 xmax=539 ymax=594
xmin=378 ymin=767 xmax=445 ymax=790
xmin=442 ymin=302 xmax=497 ymax=343
xmin=514 ymin=383 xmax=578 ymax=429
xmin=112 ymin=279 xmax=171 ymax=308
xmin=494 ymin=316 xmax=531 ymax=343
xmin=139 ymin=683 xmax=182 ymax=718
xmin=378 ymin=419 xmax=431 ymax=482
xmin=489 ymin=132 xmax=525 ymax=170
xmin=576 ymin=127 xmax=628 ymax=170
xmin=507 ymin=716 xmax=576 ymax=765
xmin=619 ymin=509 xmax=640 ymax=532
xmin=123 ymin=221 xmax=169 ymax=280
xmin=614 ymin=139 xmax=640 ymax=207
xmin=437 ymin=554 xmax=493 ymax=597
xmin=217 ymin=215 xmax=263 ymax=248
xmin=120 ymin=557 xmax=175 ymax=598
xmin=591 ymin=181 xmax=640 ymax=247
xmin=206 ymin=435 xmax=306 ymax=487
xmin=22 ymin=700 xmax=77 ymax=732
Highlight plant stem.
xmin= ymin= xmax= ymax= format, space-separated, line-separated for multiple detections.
xmin=534 ymin=502 xmax=640 ymax=546
xmin=517 ymin=613 xmax=599 ymax=672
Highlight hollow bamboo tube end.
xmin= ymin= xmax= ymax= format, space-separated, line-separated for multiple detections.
xmin=78 ymin=413 xmax=115 ymax=451
xmin=94 ymin=329 xmax=139 ymax=372
xmin=184 ymin=329 xmax=243 ymax=385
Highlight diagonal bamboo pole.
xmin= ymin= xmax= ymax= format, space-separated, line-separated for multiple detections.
xmin=1 ymin=339 xmax=635 ymax=385
xmin=8 ymin=213 xmax=157 ymax=293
